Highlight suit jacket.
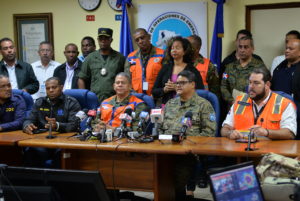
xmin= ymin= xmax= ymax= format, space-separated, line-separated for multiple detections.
xmin=0 ymin=60 xmax=39 ymax=94
xmin=53 ymin=60 xmax=82 ymax=89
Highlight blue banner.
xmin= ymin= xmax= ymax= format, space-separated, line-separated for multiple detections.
xmin=210 ymin=0 xmax=225 ymax=73
xmin=118 ymin=0 xmax=134 ymax=57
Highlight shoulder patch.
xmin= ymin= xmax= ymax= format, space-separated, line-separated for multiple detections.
xmin=222 ymin=72 xmax=228 ymax=80
xmin=237 ymin=101 xmax=250 ymax=106
xmin=209 ymin=113 xmax=216 ymax=122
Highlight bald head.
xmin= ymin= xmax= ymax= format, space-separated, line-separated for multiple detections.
xmin=285 ymin=39 xmax=300 ymax=64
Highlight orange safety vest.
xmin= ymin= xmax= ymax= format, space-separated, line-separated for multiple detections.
xmin=127 ymin=47 xmax=164 ymax=95
xmin=100 ymin=95 xmax=144 ymax=128
xmin=233 ymin=92 xmax=294 ymax=130
xmin=195 ymin=57 xmax=210 ymax=90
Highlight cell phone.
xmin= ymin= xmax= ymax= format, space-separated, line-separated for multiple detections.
xmin=32 ymin=129 xmax=48 ymax=134
xmin=235 ymin=138 xmax=258 ymax=143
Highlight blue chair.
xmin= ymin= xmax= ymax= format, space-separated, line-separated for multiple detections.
xmin=274 ymin=91 xmax=294 ymax=102
xmin=12 ymin=89 xmax=34 ymax=117
xmin=64 ymin=89 xmax=99 ymax=109
xmin=131 ymin=92 xmax=155 ymax=109
xmin=196 ymin=90 xmax=220 ymax=137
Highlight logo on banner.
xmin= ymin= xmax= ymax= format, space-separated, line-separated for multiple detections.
xmin=148 ymin=12 xmax=198 ymax=49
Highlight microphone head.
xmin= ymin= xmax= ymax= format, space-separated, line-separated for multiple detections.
xmin=87 ymin=110 xmax=97 ymax=117
xmin=75 ymin=111 xmax=87 ymax=121
xmin=185 ymin=111 xmax=193 ymax=119
xmin=124 ymin=107 xmax=133 ymax=116
xmin=139 ymin=111 xmax=150 ymax=120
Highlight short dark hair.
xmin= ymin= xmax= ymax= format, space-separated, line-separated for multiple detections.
xmin=251 ymin=68 xmax=271 ymax=83
xmin=178 ymin=70 xmax=196 ymax=82
xmin=236 ymin=29 xmax=252 ymax=39
xmin=115 ymin=72 xmax=131 ymax=83
xmin=65 ymin=43 xmax=78 ymax=50
xmin=0 ymin=37 xmax=13 ymax=49
xmin=45 ymin=77 xmax=62 ymax=85
xmin=81 ymin=36 xmax=96 ymax=47
xmin=165 ymin=36 xmax=193 ymax=63
xmin=239 ymin=36 xmax=254 ymax=47
xmin=133 ymin=28 xmax=148 ymax=36
xmin=286 ymin=30 xmax=300 ymax=39
xmin=188 ymin=34 xmax=202 ymax=49
xmin=39 ymin=41 xmax=52 ymax=46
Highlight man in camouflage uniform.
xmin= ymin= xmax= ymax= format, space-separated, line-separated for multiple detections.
xmin=78 ymin=28 xmax=125 ymax=102
xmin=221 ymin=36 xmax=267 ymax=105
xmin=187 ymin=35 xmax=221 ymax=98
xmin=161 ymin=70 xmax=216 ymax=201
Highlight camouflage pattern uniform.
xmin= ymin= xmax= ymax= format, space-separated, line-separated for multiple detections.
xmin=194 ymin=55 xmax=221 ymax=99
xmin=221 ymin=57 xmax=266 ymax=104
xmin=161 ymin=92 xmax=216 ymax=136
xmin=257 ymin=153 xmax=300 ymax=181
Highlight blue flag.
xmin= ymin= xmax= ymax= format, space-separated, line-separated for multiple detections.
xmin=210 ymin=0 xmax=225 ymax=73
xmin=117 ymin=0 xmax=134 ymax=57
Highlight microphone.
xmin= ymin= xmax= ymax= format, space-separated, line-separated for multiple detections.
xmin=72 ymin=110 xmax=88 ymax=137
xmin=46 ymin=97 xmax=56 ymax=139
xmin=138 ymin=108 xmax=150 ymax=134
xmin=86 ymin=109 xmax=97 ymax=128
xmin=96 ymin=107 xmax=101 ymax=119
xmin=150 ymin=108 xmax=163 ymax=138
xmin=119 ymin=107 xmax=133 ymax=138
xmin=173 ymin=111 xmax=193 ymax=142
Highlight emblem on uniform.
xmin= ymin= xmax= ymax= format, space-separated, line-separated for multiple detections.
xmin=237 ymin=101 xmax=250 ymax=106
xmin=129 ymin=59 xmax=136 ymax=65
xmin=154 ymin=58 xmax=160 ymax=63
xmin=57 ymin=109 xmax=64 ymax=116
xmin=209 ymin=113 xmax=216 ymax=122
xmin=222 ymin=73 xmax=228 ymax=80
xmin=101 ymin=68 xmax=107 ymax=76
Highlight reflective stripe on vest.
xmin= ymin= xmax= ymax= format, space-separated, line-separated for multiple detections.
xmin=273 ymin=94 xmax=283 ymax=114
xmin=195 ymin=58 xmax=210 ymax=90
xmin=234 ymin=94 xmax=250 ymax=115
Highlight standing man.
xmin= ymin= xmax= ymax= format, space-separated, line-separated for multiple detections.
xmin=0 ymin=75 xmax=26 ymax=131
xmin=221 ymin=36 xmax=267 ymax=105
xmin=125 ymin=28 xmax=164 ymax=96
xmin=31 ymin=41 xmax=61 ymax=100
xmin=161 ymin=70 xmax=216 ymax=201
xmin=78 ymin=28 xmax=125 ymax=102
xmin=187 ymin=34 xmax=220 ymax=98
xmin=54 ymin=43 xmax=82 ymax=90
xmin=0 ymin=37 xmax=39 ymax=94
xmin=222 ymin=68 xmax=296 ymax=140
xmin=78 ymin=36 xmax=96 ymax=62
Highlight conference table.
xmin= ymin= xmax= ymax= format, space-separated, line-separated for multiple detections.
xmin=14 ymin=133 xmax=300 ymax=201
xmin=0 ymin=130 xmax=296 ymax=201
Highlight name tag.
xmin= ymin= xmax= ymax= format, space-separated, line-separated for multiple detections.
xmin=237 ymin=101 xmax=250 ymax=106
xmin=143 ymin=82 xmax=149 ymax=91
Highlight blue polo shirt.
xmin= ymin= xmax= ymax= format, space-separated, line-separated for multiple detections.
xmin=271 ymin=60 xmax=298 ymax=95
xmin=0 ymin=94 xmax=26 ymax=131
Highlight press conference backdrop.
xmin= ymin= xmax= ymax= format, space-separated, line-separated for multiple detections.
xmin=247 ymin=3 xmax=300 ymax=69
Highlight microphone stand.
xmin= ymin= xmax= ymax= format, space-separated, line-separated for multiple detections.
xmin=152 ymin=117 xmax=159 ymax=139
xmin=245 ymin=130 xmax=254 ymax=151
xmin=46 ymin=101 xmax=56 ymax=139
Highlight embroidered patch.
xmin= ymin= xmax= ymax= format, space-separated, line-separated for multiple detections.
xmin=209 ymin=113 xmax=216 ymax=122
xmin=222 ymin=73 xmax=228 ymax=80
xmin=237 ymin=101 xmax=250 ymax=106
xmin=154 ymin=58 xmax=160 ymax=63
xmin=129 ymin=59 xmax=136 ymax=65
xmin=57 ymin=109 xmax=64 ymax=116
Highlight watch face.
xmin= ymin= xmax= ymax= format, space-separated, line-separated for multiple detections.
xmin=78 ymin=0 xmax=101 ymax=11
xmin=107 ymin=0 xmax=122 ymax=11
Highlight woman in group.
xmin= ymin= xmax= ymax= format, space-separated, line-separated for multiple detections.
xmin=152 ymin=36 xmax=204 ymax=105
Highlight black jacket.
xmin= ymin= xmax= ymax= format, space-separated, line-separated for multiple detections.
xmin=23 ymin=94 xmax=81 ymax=133
xmin=152 ymin=62 xmax=204 ymax=104
xmin=0 ymin=60 xmax=39 ymax=94
xmin=53 ymin=60 xmax=82 ymax=89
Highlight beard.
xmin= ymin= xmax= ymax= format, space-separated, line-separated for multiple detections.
xmin=251 ymin=89 xmax=266 ymax=102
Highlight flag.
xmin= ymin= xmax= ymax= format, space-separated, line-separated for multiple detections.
xmin=117 ymin=0 xmax=134 ymax=57
xmin=210 ymin=0 xmax=225 ymax=73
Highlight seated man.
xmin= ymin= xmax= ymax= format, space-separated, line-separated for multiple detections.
xmin=0 ymin=75 xmax=26 ymax=131
xmin=23 ymin=77 xmax=81 ymax=167
xmin=94 ymin=72 xmax=147 ymax=132
xmin=221 ymin=68 xmax=296 ymax=140
xmin=160 ymin=70 xmax=216 ymax=201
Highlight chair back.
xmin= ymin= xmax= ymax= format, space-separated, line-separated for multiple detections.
xmin=64 ymin=89 xmax=99 ymax=109
xmin=131 ymin=92 xmax=155 ymax=109
xmin=273 ymin=91 xmax=294 ymax=102
xmin=196 ymin=90 xmax=220 ymax=137
xmin=12 ymin=89 xmax=34 ymax=117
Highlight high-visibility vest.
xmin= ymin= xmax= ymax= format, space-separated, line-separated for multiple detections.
xmin=100 ymin=95 xmax=144 ymax=127
xmin=233 ymin=92 xmax=293 ymax=130
xmin=195 ymin=57 xmax=210 ymax=90
xmin=127 ymin=47 xmax=164 ymax=95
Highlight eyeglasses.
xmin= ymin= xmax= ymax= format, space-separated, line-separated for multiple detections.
xmin=175 ymin=81 xmax=191 ymax=86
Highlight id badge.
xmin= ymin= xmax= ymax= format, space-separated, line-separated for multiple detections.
xmin=143 ymin=82 xmax=149 ymax=91
xmin=40 ymin=84 xmax=46 ymax=96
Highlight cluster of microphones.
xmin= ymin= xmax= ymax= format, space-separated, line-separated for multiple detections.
xmin=73 ymin=107 xmax=193 ymax=143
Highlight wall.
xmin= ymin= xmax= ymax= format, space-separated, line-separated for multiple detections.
xmin=0 ymin=0 xmax=299 ymax=63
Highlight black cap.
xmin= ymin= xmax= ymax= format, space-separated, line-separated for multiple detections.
xmin=98 ymin=28 xmax=113 ymax=37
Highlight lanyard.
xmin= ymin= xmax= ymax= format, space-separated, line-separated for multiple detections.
xmin=253 ymin=93 xmax=272 ymax=124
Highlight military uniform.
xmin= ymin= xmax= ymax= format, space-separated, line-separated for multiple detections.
xmin=93 ymin=94 xmax=147 ymax=131
xmin=161 ymin=92 xmax=216 ymax=136
xmin=221 ymin=57 xmax=266 ymax=104
xmin=194 ymin=55 xmax=221 ymax=98
xmin=78 ymin=50 xmax=125 ymax=102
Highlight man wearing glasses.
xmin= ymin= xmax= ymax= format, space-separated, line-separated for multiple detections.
xmin=160 ymin=70 xmax=216 ymax=201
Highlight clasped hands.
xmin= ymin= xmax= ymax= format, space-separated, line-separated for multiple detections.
xmin=228 ymin=125 xmax=269 ymax=140
xmin=24 ymin=116 xmax=57 ymax=134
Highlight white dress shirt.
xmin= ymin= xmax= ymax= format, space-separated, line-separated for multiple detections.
xmin=31 ymin=60 xmax=61 ymax=101
xmin=270 ymin=55 xmax=285 ymax=75
xmin=4 ymin=61 xmax=18 ymax=89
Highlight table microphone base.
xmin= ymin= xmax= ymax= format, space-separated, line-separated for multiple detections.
xmin=46 ymin=135 xmax=56 ymax=139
